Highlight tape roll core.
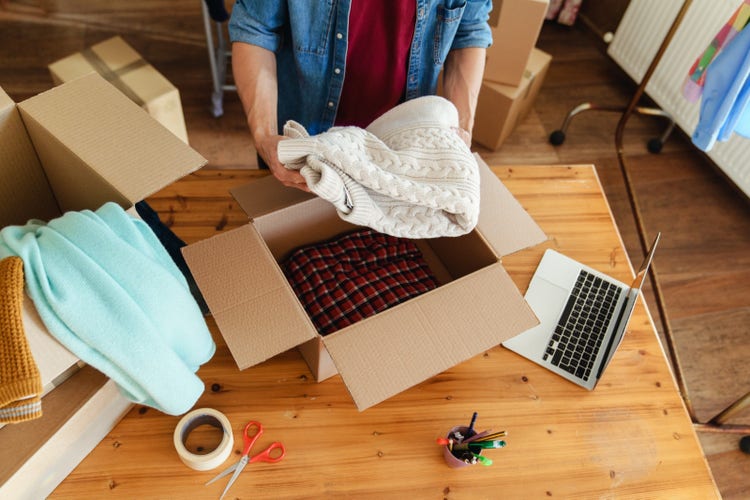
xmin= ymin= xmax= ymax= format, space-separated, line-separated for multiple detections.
xmin=173 ymin=408 xmax=234 ymax=471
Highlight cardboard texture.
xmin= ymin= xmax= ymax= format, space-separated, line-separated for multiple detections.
xmin=48 ymin=36 xmax=189 ymax=143
xmin=0 ymin=366 xmax=132 ymax=499
xmin=22 ymin=298 xmax=82 ymax=396
xmin=485 ymin=0 xmax=549 ymax=86
xmin=473 ymin=48 xmax=552 ymax=151
xmin=184 ymin=155 xmax=548 ymax=411
xmin=322 ymin=263 xmax=536 ymax=410
xmin=0 ymin=74 xmax=205 ymax=492
xmin=0 ymin=89 xmax=59 ymax=229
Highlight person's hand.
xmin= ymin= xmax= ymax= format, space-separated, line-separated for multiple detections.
xmin=451 ymin=127 xmax=472 ymax=148
xmin=254 ymin=134 xmax=311 ymax=192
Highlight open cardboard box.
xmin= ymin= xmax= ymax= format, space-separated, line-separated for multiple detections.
xmin=0 ymin=72 xmax=205 ymax=228
xmin=0 ymin=72 xmax=206 ymax=496
xmin=184 ymin=156 xmax=548 ymax=411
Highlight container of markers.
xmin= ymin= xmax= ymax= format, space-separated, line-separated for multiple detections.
xmin=440 ymin=426 xmax=506 ymax=469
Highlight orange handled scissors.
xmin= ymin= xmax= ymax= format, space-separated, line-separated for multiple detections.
xmin=205 ymin=420 xmax=286 ymax=499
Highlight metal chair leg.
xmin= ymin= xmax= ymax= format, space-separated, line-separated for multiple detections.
xmin=201 ymin=0 xmax=236 ymax=118
xmin=202 ymin=0 xmax=224 ymax=117
xmin=549 ymin=102 xmax=675 ymax=154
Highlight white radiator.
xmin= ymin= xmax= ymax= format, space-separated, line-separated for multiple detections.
xmin=607 ymin=0 xmax=750 ymax=198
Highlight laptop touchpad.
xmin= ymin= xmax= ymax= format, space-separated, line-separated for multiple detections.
xmin=526 ymin=277 xmax=569 ymax=326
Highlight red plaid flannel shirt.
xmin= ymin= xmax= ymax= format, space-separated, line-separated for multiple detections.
xmin=283 ymin=229 xmax=439 ymax=335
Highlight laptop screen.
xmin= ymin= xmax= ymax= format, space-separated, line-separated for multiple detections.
xmin=627 ymin=232 xmax=661 ymax=297
xmin=597 ymin=232 xmax=661 ymax=379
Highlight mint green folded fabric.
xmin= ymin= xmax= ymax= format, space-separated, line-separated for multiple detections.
xmin=0 ymin=202 xmax=215 ymax=415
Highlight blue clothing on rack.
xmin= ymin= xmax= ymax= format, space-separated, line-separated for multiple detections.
xmin=0 ymin=202 xmax=215 ymax=416
xmin=692 ymin=21 xmax=750 ymax=151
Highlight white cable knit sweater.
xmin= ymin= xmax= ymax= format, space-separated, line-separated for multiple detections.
xmin=277 ymin=96 xmax=480 ymax=239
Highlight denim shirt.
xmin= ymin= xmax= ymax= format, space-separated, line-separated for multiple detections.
xmin=229 ymin=0 xmax=493 ymax=135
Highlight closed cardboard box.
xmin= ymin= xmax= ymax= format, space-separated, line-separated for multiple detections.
xmin=0 ymin=73 xmax=206 ymax=496
xmin=48 ymin=36 xmax=189 ymax=144
xmin=474 ymin=48 xmax=552 ymax=151
xmin=184 ymin=156 xmax=548 ymax=411
xmin=485 ymin=0 xmax=549 ymax=86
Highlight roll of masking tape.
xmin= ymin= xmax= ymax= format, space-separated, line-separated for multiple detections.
xmin=173 ymin=408 xmax=234 ymax=471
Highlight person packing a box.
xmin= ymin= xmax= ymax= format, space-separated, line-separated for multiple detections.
xmin=228 ymin=0 xmax=493 ymax=190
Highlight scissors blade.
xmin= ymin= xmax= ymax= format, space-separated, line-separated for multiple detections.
xmin=218 ymin=457 xmax=247 ymax=500
xmin=205 ymin=461 xmax=238 ymax=486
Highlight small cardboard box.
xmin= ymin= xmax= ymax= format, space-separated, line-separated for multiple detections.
xmin=474 ymin=48 xmax=552 ymax=151
xmin=485 ymin=0 xmax=549 ymax=86
xmin=184 ymin=156 xmax=548 ymax=411
xmin=48 ymin=36 xmax=189 ymax=144
xmin=0 ymin=72 xmax=206 ymax=494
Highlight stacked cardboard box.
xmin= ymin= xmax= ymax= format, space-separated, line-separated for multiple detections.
xmin=48 ymin=36 xmax=190 ymax=144
xmin=473 ymin=0 xmax=552 ymax=151
xmin=0 ymin=73 xmax=206 ymax=498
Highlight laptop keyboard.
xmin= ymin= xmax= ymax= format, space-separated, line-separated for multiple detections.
xmin=543 ymin=270 xmax=622 ymax=381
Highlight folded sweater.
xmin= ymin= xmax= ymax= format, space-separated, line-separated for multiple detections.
xmin=0 ymin=256 xmax=43 ymax=423
xmin=0 ymin=202 xmax=215 ymax=416
xmin=277 ymin=95 xmax=480 ymax=239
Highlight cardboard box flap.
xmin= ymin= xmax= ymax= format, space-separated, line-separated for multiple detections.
xmin=475 ymin=155 xmax=547 ymax=256
xmin=231 ymin=174 xmax=316 ymax=220
xmin=322 ymin=263 xmax=539 ymax=410
xmin=17 ymin=73 xmax=205 ymax=213
xmin=0 ymin=88 xmax=59 ymax=228
xmin=182 ymin=224 xmax=317 ymax=370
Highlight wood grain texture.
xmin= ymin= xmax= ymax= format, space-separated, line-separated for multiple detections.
xmin=49 ymin=166 xmax=719 ymax=499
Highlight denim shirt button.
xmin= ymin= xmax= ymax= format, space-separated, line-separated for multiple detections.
xmin=334 ymin=68 xmax=341 ymax=74
xmin=336 ymin=32 xmax=343 ymax=39
xmin=418 ymin=8 xmax=425 ymax=18
xmin=328 ymin=101 xmax=335 ymax=108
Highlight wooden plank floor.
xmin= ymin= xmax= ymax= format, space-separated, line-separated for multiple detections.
xmin=1 ymin=3 xmax=748 ymax=497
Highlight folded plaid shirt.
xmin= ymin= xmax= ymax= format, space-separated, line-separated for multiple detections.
xmin=283 ymin=228 xmax=439 ymax=335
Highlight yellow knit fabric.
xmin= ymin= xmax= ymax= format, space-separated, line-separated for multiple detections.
xmin=0 ymin=256 xmax=43 ymax=423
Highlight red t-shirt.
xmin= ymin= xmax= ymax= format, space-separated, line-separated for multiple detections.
xmin=334 ymin=0 xmax=417 ymax=128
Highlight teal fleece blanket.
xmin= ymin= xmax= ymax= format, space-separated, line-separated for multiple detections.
xmin=0 ymin=202 xmax=215 ymax=415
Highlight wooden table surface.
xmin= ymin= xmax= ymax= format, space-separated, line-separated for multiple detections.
xmin=51 ymin=164 xmax=719 ymax=499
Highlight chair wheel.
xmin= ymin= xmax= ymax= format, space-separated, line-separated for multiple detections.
xmin=740 ymin=435 xmax=750 ymax=454
xmin=549 ymin=130 xmax=566 ymax=146
xmin=647 ymin=138 xmax=663 ymax=154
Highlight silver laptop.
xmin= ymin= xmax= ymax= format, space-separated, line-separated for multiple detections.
xmin=503 ymin=233 xmax=660 ymax=390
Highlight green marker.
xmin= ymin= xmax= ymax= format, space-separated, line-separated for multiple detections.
xmin=472 ymin=453 xmax=493 ymax=466
xmin=471 ymin=440 xmax=506 ymax=450
xmin=451 ymin=440 xmax=506 ymax=451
